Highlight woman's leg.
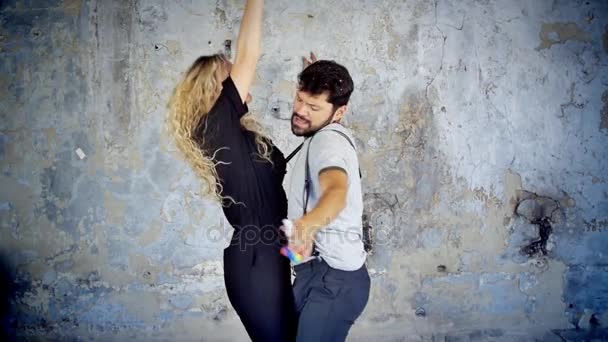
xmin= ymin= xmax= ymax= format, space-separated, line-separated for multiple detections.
xmin=224 ymin=243 xmax=297 ymax=341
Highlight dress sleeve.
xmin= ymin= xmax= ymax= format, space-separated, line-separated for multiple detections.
xmin=219 ymin=76 xmax=249 ymax=119
xmin=193 ymin=76 xmax=249 ymax=150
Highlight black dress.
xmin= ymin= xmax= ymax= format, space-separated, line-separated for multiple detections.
xmin=194 ymin=76 xmax=296 ymax=341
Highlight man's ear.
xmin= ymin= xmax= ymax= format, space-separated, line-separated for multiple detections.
xmin=332 ymin=104 xmax=348 ymax=123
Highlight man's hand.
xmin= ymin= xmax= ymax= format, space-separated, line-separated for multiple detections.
xmin=302 ymin=52 xmax=317 ymax=69
xmin=287 ymin=220 xmax=314 ymax=258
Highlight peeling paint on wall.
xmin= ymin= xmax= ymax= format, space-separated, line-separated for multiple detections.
xmin=63 ymin=0 xmax=83 ymax=17
xmin=536 ymin=22 xmax=591 ymax=50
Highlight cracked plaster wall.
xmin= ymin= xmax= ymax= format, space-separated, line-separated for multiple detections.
xmin=1 ymin=0 xmax=607 ymax=340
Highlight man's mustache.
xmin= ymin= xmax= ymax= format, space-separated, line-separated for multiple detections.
xmin=291 ymin=113 xmax=310 ymax=124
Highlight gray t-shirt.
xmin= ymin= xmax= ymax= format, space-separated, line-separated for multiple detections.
xmin=286 ymin=123 xmax=367 ymax=271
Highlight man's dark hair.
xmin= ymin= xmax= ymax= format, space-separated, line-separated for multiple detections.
xmin=297 ymin=60 xmax=354 ymax=110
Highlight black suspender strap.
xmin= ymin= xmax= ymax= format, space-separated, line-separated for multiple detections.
xmin=303 ymin=135 xmax=314 ymax=215
xmin=285 ymin=142 xmax=304 ymax=163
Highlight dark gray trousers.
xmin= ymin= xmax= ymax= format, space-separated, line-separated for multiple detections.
xmin=293 ymin=258 xmax=370 ymax=342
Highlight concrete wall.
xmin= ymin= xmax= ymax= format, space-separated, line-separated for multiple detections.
xmin=1 ymin=0 xmax=607 ymax=340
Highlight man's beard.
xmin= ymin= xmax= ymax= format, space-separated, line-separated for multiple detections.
xmin=291 ymin=113 xmax=314 ymax=137
xmin=290 ymin=111 xmax=337 ymax=137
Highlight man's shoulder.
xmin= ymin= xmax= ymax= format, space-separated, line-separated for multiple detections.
xmin=319 ymin=123 xmax=353 ymax=136
xmin=316 ymin=124 xmax=356 ymax=150
xmin=307 ymin=124 xmax=358 ymax=163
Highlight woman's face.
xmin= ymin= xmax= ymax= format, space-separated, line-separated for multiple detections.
xmin=214 ymin=59 xmax=232 ymax=90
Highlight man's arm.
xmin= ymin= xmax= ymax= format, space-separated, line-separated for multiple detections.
xmin=291 ymin=168 xmax=348 ymax=257
xmin=231 ymin=0 xmax=264 ymax=103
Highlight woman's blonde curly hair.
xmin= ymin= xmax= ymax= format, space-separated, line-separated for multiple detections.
xmin=167 ymin=54 xmax=272 ymax=203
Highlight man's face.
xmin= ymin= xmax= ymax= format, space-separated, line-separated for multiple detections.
xmin=291 ymin=90 xmax=336 ymax=136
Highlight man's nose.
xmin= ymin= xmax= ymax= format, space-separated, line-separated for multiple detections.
xmin=294 ymin=103 xmax=307 ymax=116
